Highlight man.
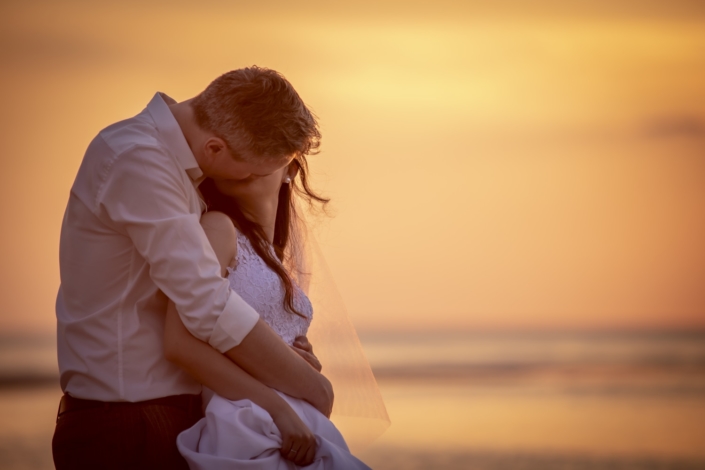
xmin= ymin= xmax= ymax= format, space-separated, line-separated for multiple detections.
xmin=53 ymin=67 xmax=333 ymax=469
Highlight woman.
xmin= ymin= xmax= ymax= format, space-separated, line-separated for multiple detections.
xmin=163 ymin=156 xmax=372 ymax=469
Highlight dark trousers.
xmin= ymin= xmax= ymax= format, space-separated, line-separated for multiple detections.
xmin=52 ymin=393 xmax=203 ymax=470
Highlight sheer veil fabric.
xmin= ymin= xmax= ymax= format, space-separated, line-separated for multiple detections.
xmin=286 ymin=214 xmax=391 ymax=452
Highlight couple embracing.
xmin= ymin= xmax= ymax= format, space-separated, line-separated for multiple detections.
xmin=52 ymin=67 xmax=384 ymax=469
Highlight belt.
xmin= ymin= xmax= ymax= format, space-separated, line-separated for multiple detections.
xmin=57 ymin=393 xmax=201 ymax=422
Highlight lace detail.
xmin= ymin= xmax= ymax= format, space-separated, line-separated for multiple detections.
xmin=226 ymin=232 xmax=312 ymax=346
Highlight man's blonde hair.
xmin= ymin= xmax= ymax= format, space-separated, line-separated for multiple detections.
xmin=192 ymin=66 xmax=321 ymax=161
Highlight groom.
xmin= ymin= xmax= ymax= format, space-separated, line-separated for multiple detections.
xmin=53 ymin=67 xmax=333 ymax=469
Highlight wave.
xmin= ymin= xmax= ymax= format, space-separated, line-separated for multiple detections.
xmin=3 ymin=331 xmax=705 ymax=393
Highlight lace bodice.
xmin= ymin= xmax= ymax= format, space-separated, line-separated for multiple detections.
xmin=226 ymin=232 xmax=312 ymax=346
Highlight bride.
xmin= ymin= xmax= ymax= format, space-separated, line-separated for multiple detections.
xmin=163 ymin=155 xmax=375 ymax=468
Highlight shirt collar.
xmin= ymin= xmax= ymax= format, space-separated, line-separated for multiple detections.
xmin=146 ymin=92 xmax=204 ymax=183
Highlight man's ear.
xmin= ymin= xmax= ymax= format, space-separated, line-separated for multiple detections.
xmin=203 ymin=136 xmax=228 ymax=163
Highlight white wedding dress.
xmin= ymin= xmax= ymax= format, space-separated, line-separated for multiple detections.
xmin=177 ymin=232 xmax=371 ymax=469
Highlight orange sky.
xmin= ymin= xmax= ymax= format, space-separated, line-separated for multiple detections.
xmin=1 ymin=0 xmax=704 ymax=333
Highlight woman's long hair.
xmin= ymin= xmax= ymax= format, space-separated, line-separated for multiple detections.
xmin=199 ymin=158 xmax=328 ymax=318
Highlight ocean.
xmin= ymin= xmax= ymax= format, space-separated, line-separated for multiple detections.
xmin=1 ymin=331 xmax=704 ymax=469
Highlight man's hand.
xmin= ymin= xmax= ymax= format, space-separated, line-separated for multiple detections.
xmin=291 ymin=336 xmax=322 ymax=372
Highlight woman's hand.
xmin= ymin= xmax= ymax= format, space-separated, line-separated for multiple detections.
xmin=291 ymin=336 xmax=322 ymax=372
xmin=291 ymin=336 xmax=334 ymax=417
xmin=270 ymin=402 xmax=318 ymax=466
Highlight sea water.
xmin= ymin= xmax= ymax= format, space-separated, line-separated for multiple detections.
xmin=1 ymin=331 xmax=704 ymax=469
xmin=358 ymin=331 xmax=705 ymax=469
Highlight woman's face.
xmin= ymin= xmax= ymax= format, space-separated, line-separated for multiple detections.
xmin=212 ymin=163 xmax=294 ymax=203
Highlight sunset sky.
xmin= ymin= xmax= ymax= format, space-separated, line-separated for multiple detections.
xmin=1 ymin=0 xmax=704 ymax=334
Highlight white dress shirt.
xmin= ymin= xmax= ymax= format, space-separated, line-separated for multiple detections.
xmin=56 ymin=92 xmax=260 ymax=402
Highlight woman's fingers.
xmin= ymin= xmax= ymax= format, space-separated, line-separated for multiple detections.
xmin=281 ymin=438 xmax=300 ymax=462
xmin=280 ymin=438 xmax=294 ymax=460
xmin=293 ymin=335 xmax=313 ymax=353
xmin=291 ymin=346 xmax=322 ymax=372
xmin=281 ymin=433 xmax=316 ymax=466
xmin=292 ymin=336 xmax=322 ymax=371
xmin=293 ymin=435 xmax=317 ymax=466
xmin=286 ymin=446 xmax=300 ymax=463
xmin=271 ymin=396 xmax=318 ymax=465
xmin=301 ymin=439 xmax=317 ymax=466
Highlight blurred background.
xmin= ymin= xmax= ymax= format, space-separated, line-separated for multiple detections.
xmin=1 ymin=0 xmax=704 ymax=468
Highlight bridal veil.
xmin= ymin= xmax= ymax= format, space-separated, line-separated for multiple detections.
xmin=287 ymin=213 xmax=390 ymax=452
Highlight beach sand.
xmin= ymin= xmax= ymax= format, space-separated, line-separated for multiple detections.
xmin=357 ymin=381 xmax=705 ymax=469
xmin=0 ymin=385 xmax=59 ymax=470
xmin=2 ymin=381 xmax=705 ymax=470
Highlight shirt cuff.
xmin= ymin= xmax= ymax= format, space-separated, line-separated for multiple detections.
xmin=208 ymin=291 xmax=260 ymax=353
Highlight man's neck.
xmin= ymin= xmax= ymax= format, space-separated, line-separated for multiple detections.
xmin=168 ymin=99 xmax=202 ymax=162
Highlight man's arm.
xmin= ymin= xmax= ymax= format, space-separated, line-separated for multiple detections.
xmin=224 ymin=322 xmax=333 ymax=417
xmin=99 ymin=148 xmax=331 ymax=413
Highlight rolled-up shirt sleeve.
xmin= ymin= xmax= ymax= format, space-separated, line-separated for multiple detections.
xmin=96 ymin=144 xmax=259 ymax=351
